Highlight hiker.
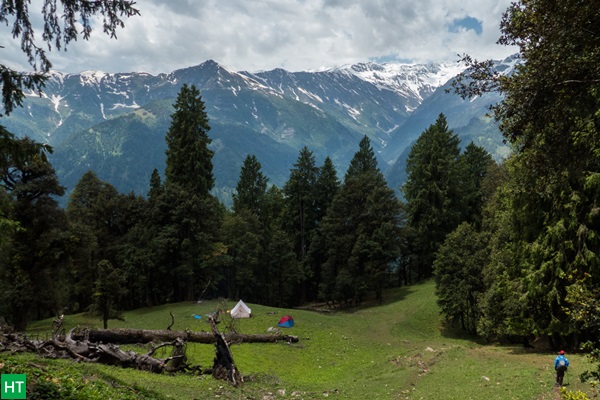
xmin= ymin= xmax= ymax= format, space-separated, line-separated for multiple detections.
xmin=554 ymin=350 xmax=570 ymax=386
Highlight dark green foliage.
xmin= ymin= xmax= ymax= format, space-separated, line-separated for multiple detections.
xmin=0 ymin=126 xmax=55 ymax=197
xmin=458 ymin=143 xmax=495 ymax=228
xmin=283 ymin=147 xmax=319 ymax=261
xmin=0 ymin=134 xmax=67 ymax=331
xmin=452 ymin=0 xmax=600 ymax=342
xmin=165 ymin=84 xmax=214 ymax=196
xmin=314 ymin=157 xmax=340 ymax=222
xmin=320 ymin=137 xmax=403 ymax=305
xmin=161 ymin=182 xmax=224 ymax=302
xmin=219 ymin=210 xmax=263 ymax=300
xmin=403 ymin=114 xmax=463 ymax=280
xmin=66 ymin=171 xmax=130 ymax=310
xmin=345 ymin=135 xmax=379 ymax=180
xmin=305 ymin=157 xmax=340 ymax=299
xmin=89 ymin=259 xmax=126 ymax=329
xmin=433 ymin=222 xmax=487 ymax=333
xmin=233 ymin=155 xmax=268 ymax=216
xmin=221 ymin=154 xmax=303 ymax=307
xmin=154 ymin=84 xmax=224 ymax=302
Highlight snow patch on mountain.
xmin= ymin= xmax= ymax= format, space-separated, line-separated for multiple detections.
xmin=297 ymin=87 xmax=323 ymax=103
xmin=110 ymin=101 xmax=140 ymax=110
xmin=336 ymin=61 xmax=467 ymax=101
xmin=80 ymin=70 xmax=108 ymax=86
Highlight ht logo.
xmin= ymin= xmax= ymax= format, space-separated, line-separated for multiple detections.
xmin=1 ymin=374 xmax=26 ymax=399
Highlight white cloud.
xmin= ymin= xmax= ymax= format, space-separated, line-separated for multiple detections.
xmin=1 ymin=0 xmax=517 ymax=74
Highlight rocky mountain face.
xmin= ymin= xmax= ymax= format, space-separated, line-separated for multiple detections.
xmin=2 ymin=56 xmax=517 ymax=205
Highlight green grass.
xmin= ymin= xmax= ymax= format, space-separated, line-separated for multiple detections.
xmin=10 ymin=280 xmax=595 ymax=399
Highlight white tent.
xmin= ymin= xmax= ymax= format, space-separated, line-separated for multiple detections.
xmin=230 ymin=300 xmax=251 ymax=318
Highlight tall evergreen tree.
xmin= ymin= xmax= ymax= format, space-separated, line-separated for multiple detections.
xmin=263 ymin=226 xmax=302 ymax=307
xmin=345 ymin=135 xmax=379 ymax=180
xmin=89 ymin=259 xmax=126 ymax=329
xmin=219 ymin=210 xmax=262 ymax=301
xmin=121 ymin=170 xmax=170 ymax=308
xmin=320 ymin=136 xmax=403 ymax=305
xmin=284 ymin=147 xmax=319 ymax=261
xmin=403 ymin=114 xmax=462 ymax=280
xmin=458 ymin=143 xmax=495 ymax=228
xmin=67 ymin=171 xmax=123 ymax=310
xmin=233 ymin=155 xmax=268 ymax=216
xmin=0 ymin=136 xmax=68 ymax=331
xmin=314 ymin=157 xmax=340 ymax=223
xmin=161 ymin=84 xmax=223 ymax=301
xmin=305 ymin=157 xmax=340 ymax=301
xmin=165 ymin=84 xmax=214 ymax=196
xmin=433 ymin=222 xmax=487 ymax=333
xmin=148 ymin=168 xmax=164 ymax=200
xmin=0 ymin=0 xmax=138 ymax=330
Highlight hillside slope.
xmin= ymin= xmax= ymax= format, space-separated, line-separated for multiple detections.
xmin=25 ymin=281 xmax=591 ymax=399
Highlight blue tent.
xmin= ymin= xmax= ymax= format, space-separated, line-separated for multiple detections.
xmin=278 ymin=315 xmax=294 ymax=328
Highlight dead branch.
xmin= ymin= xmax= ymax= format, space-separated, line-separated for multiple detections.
xmin=167 ymin=312 xmax=175 ymax=330
xmin=0 ymin=331 xmax=192 ymax=374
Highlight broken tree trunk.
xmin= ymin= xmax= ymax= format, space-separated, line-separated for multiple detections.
xmin=208 ymin=316 xmax=243 ymax=387
xmin=70 ymin=327 xmax=299 ymax=345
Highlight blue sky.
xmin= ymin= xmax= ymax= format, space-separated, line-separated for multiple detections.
xmin=450 ymin=16 xmax=483 ymax=35
xmin=1 ymin=0 xmax=516 ymax=74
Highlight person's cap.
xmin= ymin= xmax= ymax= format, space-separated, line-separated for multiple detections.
xmin=560 ymin=350 xmax=565 ymax=354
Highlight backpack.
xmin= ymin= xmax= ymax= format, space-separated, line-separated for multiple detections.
xmin=557 ymin=359 xmax=567 ymax=372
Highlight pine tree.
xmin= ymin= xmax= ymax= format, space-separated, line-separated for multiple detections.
xmin=320 ymin=136 xmax=402 ymax=304
xmin=219 ymin=210 xmax=262 ymax=301
xmin=148 ymin=168 xmax=163 ymax=200
xmin=403 ymin=114 xmax=462 ymax=280
xmin=233 ymin=155 xmax=268 ymax=216
xmin=345 ymin=135 xmax=379 ymax=181
xmin=161 ymin=84 xmax=223 ymax=301
xmin=0 ymin=136 xmax=68 ymax=331
xmin=458 ymin=143 xmax=495 ymax=228
xmin=165 ymin=84 xmax=214 ymax=196
xmin=89 ymin=260 xmax=126 ymax=329
xmin=305 ymin=157 xmax=340 ymax=301
xmin=283 ymin=147 xmax=319 ymax=262
xmin=433 ymin=222 xmax=487 ymax=333
xmin=67 ymin=171 xmax=142 ymax=311
xmin=314 ymin=157 xmax=340 ymax=222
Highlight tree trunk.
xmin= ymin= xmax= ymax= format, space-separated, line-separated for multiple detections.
xmin=70 ymin=327 xmax=299 ymax=345
xmin=208 ymin=316 xmax=243 ymax=386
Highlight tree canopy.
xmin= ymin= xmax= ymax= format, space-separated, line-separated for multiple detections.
xmin=450 ymin=0 xmax=600 ymax=345
xmin=0 ymin=0 xmax=139 ymax=116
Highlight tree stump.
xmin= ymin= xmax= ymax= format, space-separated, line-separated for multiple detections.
xmin=208 ymin=316 xmax=243 ymax=386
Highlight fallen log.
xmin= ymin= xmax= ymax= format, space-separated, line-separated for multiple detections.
xmin=71 ymin=328 xmax=299 ymax=345
xmin=1 ymin=330 xmax=183 ymax=373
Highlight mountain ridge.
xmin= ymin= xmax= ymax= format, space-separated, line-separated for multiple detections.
xmin=3 ymin=57 xmax=515 ymax=205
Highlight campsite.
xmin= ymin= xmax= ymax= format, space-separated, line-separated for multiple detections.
xmin=1 ymin=281 xmax=591 ymax=399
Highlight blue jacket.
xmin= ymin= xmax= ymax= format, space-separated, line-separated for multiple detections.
xmin=554 ymin=355 xmax=569 ymax=369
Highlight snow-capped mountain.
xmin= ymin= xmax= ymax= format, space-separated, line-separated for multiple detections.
xmin=2 ymin=57 xmax=513 ymax=205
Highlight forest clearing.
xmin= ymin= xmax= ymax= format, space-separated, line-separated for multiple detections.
xmin=1 ymin=281 xmax=593 ymax=399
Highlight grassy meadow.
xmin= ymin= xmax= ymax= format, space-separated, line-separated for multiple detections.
xmin=5 ymin=280 xmax=595 ymax=399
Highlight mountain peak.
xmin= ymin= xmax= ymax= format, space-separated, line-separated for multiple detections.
xmin=198 ymin=59 xmax=221 ymax=68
